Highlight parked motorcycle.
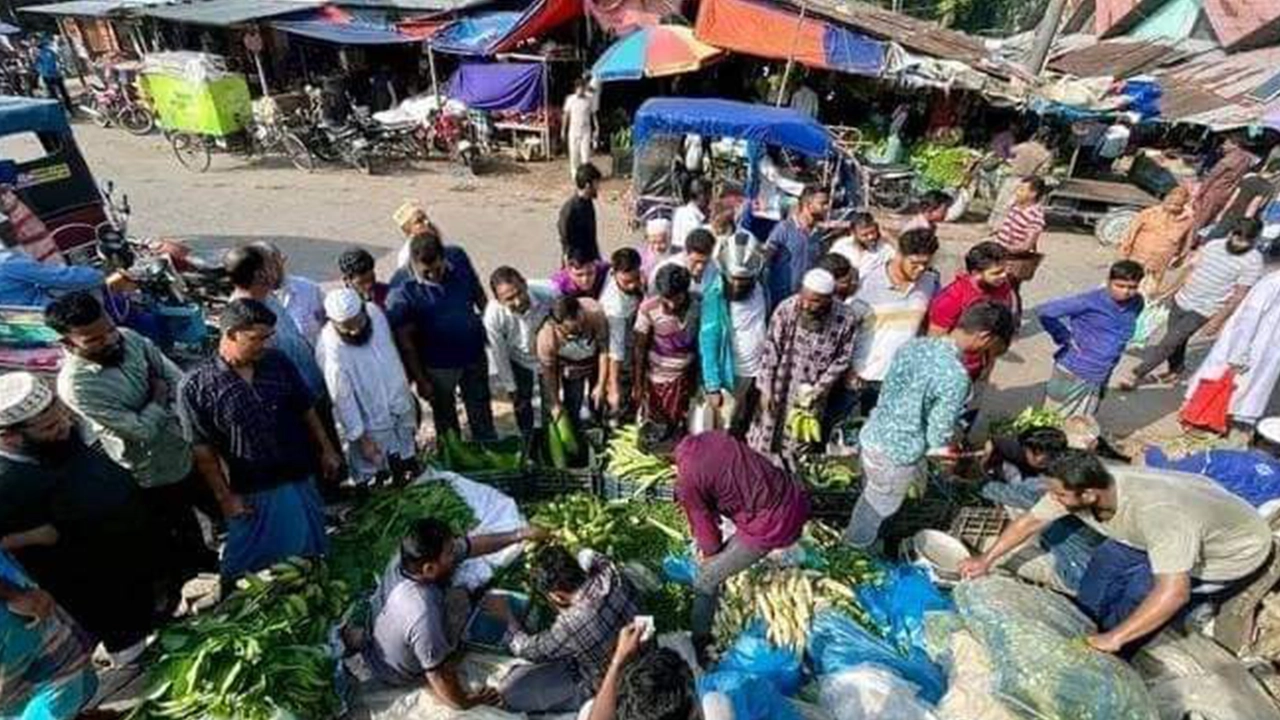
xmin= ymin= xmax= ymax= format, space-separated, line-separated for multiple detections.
xmin=422 ymin=107 xmax=491 ymax=171
xmin=80 ymin=83 xmax=154 ymax=136
xmin=300 ymin=86 xmax=379 ymax=174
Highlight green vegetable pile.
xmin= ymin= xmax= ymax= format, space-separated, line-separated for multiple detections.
xmin=797 ymin=456 xmax=860 ymax=491
xmin=128 ymin=558 xmax=348 ymax=720
xmin=437 ymin=430 xmax=522 ymax=473
xmin=908 ymin=142 xmax=979 ymax=191
xmin=530 ymin=493 xmax=687 ymax=568
xmin=605 ymin=425 xmax=677 ymax=494
xmin=610 ymin=127 xmax=632 ymax=151
xmin=988 ymin=407 xmax=1064 ymax=438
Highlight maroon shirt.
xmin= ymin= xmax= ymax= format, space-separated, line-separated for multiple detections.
xmin=674 ymin=432 xmax=810 ymax=555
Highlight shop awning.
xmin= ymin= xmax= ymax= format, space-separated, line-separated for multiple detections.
xmin=446 ymin=61 xmax=544 ymax=112
xmin=633 ymin=97 xmax=833 ymax=157
xmin=273 ymin=5 xmax=419 ymax=44
xmin=20 ymin=0 xmax=169 ymax=18
xmin=694 ymin=0 xmax=885 ymax=76
xmin=429 ymin=0 xmax=581 ymax=56
xmin=138 ymin=0 xmax=325 ymax=27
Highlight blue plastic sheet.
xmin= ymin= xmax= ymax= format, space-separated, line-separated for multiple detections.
xmin=662 ymin=553 xmax=698 ymax=585
xmin=855 ymin=565 xmax=952 ymax=653
xmin=1145 ymin=447 xmax=1280 ymax=508
xmin=715 ymin=622 xmax=803 ymax=697
xmin=633 ymin=97 xmax=834 ymax=158
xmin=807 ymin=611 xmax=947 ymax=704
xmin=698 ymin=670 xmax=801 ymax=720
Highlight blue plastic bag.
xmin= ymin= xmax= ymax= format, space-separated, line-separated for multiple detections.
xmin=698 ymin=670 xmax=801 ymax=720
xmin=662 ymin=553 xmax=698 ymax=585
xmin=807 ymin=610 xmax=947 ymax=704
xmin=715 ymin=622 xmax=803 ymax=697
xmin=855 ymin=565 xmax=952 ymax=653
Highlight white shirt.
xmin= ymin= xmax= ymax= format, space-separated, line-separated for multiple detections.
xmin=671 ymin=202 xmax=706 ymax=250
xmin=790 ymin=85 xmax=819 ymax=119
xmin=314 ymin=305 xmax=415 ymax=443
xmin=850 ymin=264 xmax=939 ymax=382
xmin=483 ymin=281 xmax=558 ymax=392
xmin=599 ymin=274 xmax=641 ymax=362
xmin=830 ymin=237 xmax=895 ymax=283
xmin=563 ymin=93 xmax=594 ymax=138
xmin=278 ymin=274 xmax=326 ymax=345
xmin=729 ymin=284 xmax=767 ymax=378
xmin=650 ymin=252 xmax=712 ymax=295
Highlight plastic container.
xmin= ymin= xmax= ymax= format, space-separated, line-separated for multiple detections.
xmin=900 ymin=529 xmax=972 ymax=587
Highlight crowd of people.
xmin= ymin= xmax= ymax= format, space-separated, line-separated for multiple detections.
xmin=2 ymin=130 xmax=1280 ymax=718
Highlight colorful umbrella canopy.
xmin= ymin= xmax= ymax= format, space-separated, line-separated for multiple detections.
xmin=592 ymin=25 xmax=724 ymax=82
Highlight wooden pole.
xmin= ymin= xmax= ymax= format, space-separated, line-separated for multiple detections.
xmin=252 ymin=51 xmax=269 ymax=95
xmin=776 ymin=0 xmax=807 ymax=107
xmin=427 ymin=42 xmax=440 ymax=105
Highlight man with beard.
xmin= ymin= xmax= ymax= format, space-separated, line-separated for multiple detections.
xmin=818 ymin=253 xmax=859 ymax=304
xmin=253 ymin=241 xmax=326 ymax=346
xmin=700 ymin=231 xmax=768 ymax=436
xmin=1122 ymin=219 xmax=1265 ymax=390
xmin=363 ymin=518 xmax=546 ymax=710
xmin=633 ymin=265 xmax=700 ymax=429
xmin=748 ymin=269 xmax=863 ymax=462
xmin=961 ymin=451 xmax=1272 ymax=655
xmin=600 ymin=249 xmax=645 ymax=421
xmin=47 ymin=292 xmax=215 ymax=582
xmin=1038 ymin=261 xmax=1145 ymax=419
xmin=765 ymin=186 xmax=829 ymax=305
xmin=316 ymin=289 xmax=418 ymax=485
xmin=928 ymin=241 xmax=1014 ymax=380
xmin=179 ymin=299 xmax=340 ymax=579
xmin=831 ymin=213 xmax=894 ymax=281
xmin=485 ymin=267 xmax=558 ymax=438
xmin=845 ymin=302 xmax=1014 ymax=550
xmin=0 ymin=372 xmax=161 ymax=666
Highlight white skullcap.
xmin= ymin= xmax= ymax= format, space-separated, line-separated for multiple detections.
xmin=324 ymin=288 xmax=364 ymax=322
xmin=1259 ymin=417 xmax=1280 ymax=445
xmin=0 ymin=372 xmax=53 ymax=428
xmin=646 ymin=217 xmax=672 ymax=235
xmin=802 ymin=268 xmax=835 ymax=295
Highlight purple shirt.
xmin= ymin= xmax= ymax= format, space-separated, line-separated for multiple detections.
xmin=550 ymin=261 xmax=609 ymax=299
xmin=674 ymin=432 xmax=810 ymax=555
xmin=1037 ymin=287 xmax=1143 ymax=384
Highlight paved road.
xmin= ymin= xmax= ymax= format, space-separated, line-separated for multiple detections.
xmin=74 ymin=121 xmax=1275 ymax=446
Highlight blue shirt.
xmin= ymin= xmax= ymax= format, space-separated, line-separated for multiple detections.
xmin=1145 ymin=447 xmax=1280 ymax=508
xmin=387 ymin=246 xmax=486 ymax=369
xmin=0 ymin=251 xmax=103 ymax=307
xmin=1037 ymin=288 xmax=1142 ymax=385
xmin=860 ymin=337 xmax=970 ymax=465
xmin=34 ymin=46 xmax=59 ymax=79
xmin=765 ymin=219 xmax=817 ymax=306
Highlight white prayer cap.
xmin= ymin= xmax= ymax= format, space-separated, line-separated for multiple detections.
xmin=802 ymin=268 xmax=835 ymax=295
xmin=0 ymin=372 xmax=54 ymax=428
xmin=646 ymin=217 xmax=672 ymax=236
xmin=324 ymin=288 xmax=364 ymax=323
xmin=1259 ymin=417 xmax=1280 ymax=445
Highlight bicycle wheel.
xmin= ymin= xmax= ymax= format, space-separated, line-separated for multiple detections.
xmin=120 ymin=106 xmax=155 ymax=136
xmin=282 ymin=132 xmax=315 ymax=173
xmin=170 ymin=133 xmax=211 ymax=173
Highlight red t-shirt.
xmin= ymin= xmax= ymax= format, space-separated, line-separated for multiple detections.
xmin=927 ymin=273 xmax=1015 ymax=378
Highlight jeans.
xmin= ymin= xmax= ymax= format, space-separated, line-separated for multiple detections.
xmin=425 ymin=358 xmax=496 ymax=441
xmin=1132 ymin=300 xmax=1209 ymax=378
xmin=691 ymin=537 xmax=766 ymax=648
xmin=511 ymin=363 xmax=538 ymax=437
xmin=500 ymin=659 xmax=588 ymax=713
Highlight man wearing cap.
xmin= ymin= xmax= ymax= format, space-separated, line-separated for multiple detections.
xmin=46 ymin=292 xmax=215 ymax=582
xmin=394 ymin=201 xmax=437 ymax=269
xmin=640 ymin=217 xmax=675 ymax=280
xmin=748 ymin=268 xmax=862 ymax=462
xmin=633 ymin=264 xmax=701 ymax=428
xmin=0 ymin=372 xmax=162 ymax=665
xmin=180 ymin=299 xmax=341 ymax=579
xmin=699 ymin=231 xmax=768 ymax=436
xmin=315 ymin=288 xmax=418 ymax=485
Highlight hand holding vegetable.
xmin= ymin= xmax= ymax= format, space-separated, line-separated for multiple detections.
xmin=706 ymin=391 xmax=724 ymax=410
xmin=521 ymin=525 xmax=551 ymax=543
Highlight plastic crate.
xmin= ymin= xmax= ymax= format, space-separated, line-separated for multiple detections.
xmin=949 ymin=506 xmax=1008 ymax=553
xmin=600 ymin=472 xmax=675 ymax=501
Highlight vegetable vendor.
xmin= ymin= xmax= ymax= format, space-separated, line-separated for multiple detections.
xmin=985 ymin=426 xmax=1069 ymax=485
xmin=484 ymin=267 xmax=558 ymax=438
xmin=845 ymin=302 xmax=1015 ymax=550
xmin=490 ymin=545 xmax=639 ymax=713
xmin=180 ymin=299 xmax=340 ymax=579
xmin=699 ymin=230 xmax=768 ymax=437
xmin=674 ymin=431 xmax=810 ymax=662
xmin=537 ymin=295 xmax=610 ymax=424
xmin=961 ymin=451 xmax=1274 ymax=654
xmin=747 ymin=269 xmax=863 ymax=463
xmin=633 ymin=264 xmax=701 ymax=429
xmin=315 ymin=288 xmax=418 ymax=485
xmin=364 ymin=518 xmax=547 ymax=710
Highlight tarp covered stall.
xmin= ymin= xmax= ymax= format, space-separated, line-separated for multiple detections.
xmin=428 ymin=0 xmax=582 ymax=56
xmin=633 ymin=97 xmax=834 ymax=157
xmin=694 ymin=0 xmax=886 ymax=76
xmin=445 ymin=61 xmax=544 ymax=112
xmin=272 ymin=6 xmax=421 ymax=44
xmin=136 ymin=0 xmax=325 ymax=26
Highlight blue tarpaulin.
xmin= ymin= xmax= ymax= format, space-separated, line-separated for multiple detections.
xmin=429 ymin=11 xmax=522 ymax=55
xmin=633 ymin=97 xmax=833 ymax=157
xmin=823 ymin=25 xmax=884 ymax=76
xmin=446 ymin=62 xmax=544 ymax=113
xmin=0 ymin=96 xmax=69 ymax=137
xmin=273 ymin=7 xmax=418 ymax=44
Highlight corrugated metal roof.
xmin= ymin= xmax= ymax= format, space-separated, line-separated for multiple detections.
xmin=1156 ymin=43 xmax=1280 ymax=101
xmin=1202 ymin=0 xmax=1280 ymax=50
xmin=1094 ymin=0 xmax=1146 ymax=35
xmin=771 ymin=0 xmax=988 ymax=65
xmin=137 ymin=0 xmax=323 ymax=26
xmin=21 ymin=0 xmax=170 ymax=17
xmin=1048 ymin=37 xmax=1200 ymax=76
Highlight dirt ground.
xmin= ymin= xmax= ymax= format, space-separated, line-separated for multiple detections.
xmin=73 ymin=121 xmax=1277 ymax=449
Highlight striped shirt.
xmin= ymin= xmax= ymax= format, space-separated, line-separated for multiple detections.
xmin=635 ymin=295 xmax=701 ymax=383
xmin=1175 ymin=239 xmax=1265 ymax=318
xmin=996 ymin=203 xmax=1046 ymax=253
xmin=851 ymin=264 xmax=939 ymax=382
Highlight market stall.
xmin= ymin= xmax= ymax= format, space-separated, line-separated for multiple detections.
xmin=446 ymin=57 xmax=553 ymax=161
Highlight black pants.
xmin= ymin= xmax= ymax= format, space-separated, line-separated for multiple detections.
xmin=511 ymin=363 xmax=537 ymax=438
xmin=141 ymin=476 xmax=219 ymax=582
xmin=1133 ymin=300 xmax=1209 ymax=378
xmin=42 ymin=75 xmax=72 ymax=112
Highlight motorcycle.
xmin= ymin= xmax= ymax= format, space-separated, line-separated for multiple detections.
xmin=422 ymin=107 xmax=491 ymax=171
xmin=79 ymin=83 xmax=155 ymax=136
xmin=300 ymin=86 xmax=379 ymax=174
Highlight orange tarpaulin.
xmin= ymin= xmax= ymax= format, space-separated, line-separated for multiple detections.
xmin=695 ymin=0 xmax=831 ymax=70
xmin=495 ymin=0 xmax=583 ymax=53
